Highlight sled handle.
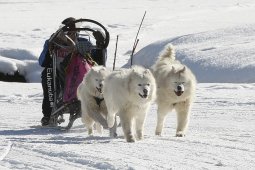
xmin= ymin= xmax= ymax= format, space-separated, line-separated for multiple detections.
xmin=62 ymin=18 xmax=110 ymax=49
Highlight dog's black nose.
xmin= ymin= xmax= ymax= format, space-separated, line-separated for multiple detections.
xmin=99 ymin=83 xmax=103 ymax=88
xmin=177 ymin=85 xmax=182 ymax=91
xmin=143 ymin=89 xmax=148 ymax=95
xmin=177 ymin=85 xmax=184 ymax=91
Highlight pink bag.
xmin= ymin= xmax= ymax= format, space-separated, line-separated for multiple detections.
xmin=63 ymin=53 xmax=92 ymax=103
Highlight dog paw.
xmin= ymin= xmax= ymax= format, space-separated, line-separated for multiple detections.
xmin=107 ymin=116 xmax=115 ymax=128
xmin=136 ymin=136 xmax=144 ymax=140
xmin=109 ymin=131 xmax=118 ymax=138
xmin=110 ymin=130 xmax=118 ymax=138
xmin=126 ymin=137 xmax=135 ymax=143
xmin=88 ymin=129 xmax=93 ymax=135
xmin=96 ymin=124 xmax=103 ymax=134
xmin=136 ymin=131 xmax=144 ymax=140
xmin=176 ymin=132 xmax=185 ymax=137
xmin=155 ymin=131 xmax=162 ymax=136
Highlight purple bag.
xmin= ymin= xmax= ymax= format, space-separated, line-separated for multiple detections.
xmin=63 ymin=53 xmax=92 ymax=103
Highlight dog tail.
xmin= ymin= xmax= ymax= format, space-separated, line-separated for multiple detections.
xmin=159 ymin=43 xmax=176 ymax=61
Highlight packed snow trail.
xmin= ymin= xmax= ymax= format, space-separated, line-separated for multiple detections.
xmin=0 ymin=82 xmax=254 ymax=169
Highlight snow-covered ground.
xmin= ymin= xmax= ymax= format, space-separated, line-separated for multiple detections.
xmin=0 ymin=0 xmax=255 ymax=169
xmin=0 ymin=82 xmax=254 ymax=169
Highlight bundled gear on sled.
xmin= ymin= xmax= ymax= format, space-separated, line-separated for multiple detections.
xmin=39 ymin=17 xmax=110 ymax=129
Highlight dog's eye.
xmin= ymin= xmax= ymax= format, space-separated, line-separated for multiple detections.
xmin=95 ymin=79 xmax=99 ymax=81
xmin=147 ymin=83 xmax=150 ymax=86
xmin=138 ymin=84 xmax=142 ymax=86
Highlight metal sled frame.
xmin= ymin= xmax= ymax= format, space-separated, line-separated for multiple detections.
xmin=48 ymin=18 xmax=110 ymax=130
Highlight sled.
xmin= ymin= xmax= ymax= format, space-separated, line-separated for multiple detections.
xmin=48 ymin=18 xmax=110 ymax=130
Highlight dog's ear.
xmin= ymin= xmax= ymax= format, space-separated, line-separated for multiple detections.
xmin=91 ymin=67 xmax=96 ymax=73
xmin=99 ymin=67 xmax=105 ymax=73
xmin=144 ymin=69 xmax=151 ymax=74
xmin=99 ymin=67 xmax=111 ymax=76
xmin=131 ymin=67 xmax=136 ymax=72
xmin=179 ymin=66 xmax=186 ymax=73
xmin=172 ymin=66 xmax=176 ymax=73
xmin=145 ymin=69 xmax=154 ymax=78
xmin=104 ymin=68 xmax=111 ymax=75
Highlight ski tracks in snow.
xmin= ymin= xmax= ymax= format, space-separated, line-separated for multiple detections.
xmin=0 ymin=141 xmax=12 ymax=161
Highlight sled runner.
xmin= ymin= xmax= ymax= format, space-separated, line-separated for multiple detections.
xmin=46 ymin=19 xmax=110 ymax=129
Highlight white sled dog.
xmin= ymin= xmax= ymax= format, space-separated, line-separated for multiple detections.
xmin=77 ymin=66 xmax=116 ymax=136
xmin=103 ymin=65 xmax=156 ymax=142
xmin=152 ymin=44 xmax=196 ymax=137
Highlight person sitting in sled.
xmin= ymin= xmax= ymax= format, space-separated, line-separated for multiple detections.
xmin=39 ymin=17 xmax=81 ymax=126
xmin=38 ymin=17 xmax=108 ymax=127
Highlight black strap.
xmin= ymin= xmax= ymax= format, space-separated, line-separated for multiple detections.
xmin=94 ymin=97 xmax=104 ymax=107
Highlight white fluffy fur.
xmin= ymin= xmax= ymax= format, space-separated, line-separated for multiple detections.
xmin=152 ymin=43 xmax=197 ymax=137
xmin=103 ymin=65 xmax=156 ymax=142
xmin=77 ymin=66 xmax=111 ymax=135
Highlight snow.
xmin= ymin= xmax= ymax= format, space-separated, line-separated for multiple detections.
xmin=125 ymin=24 xmax=255 ymax=82
xmin=0 ymin=0 xmax=255 ymax=169
xmin=1 ymin=82 xmax=254 ymax=169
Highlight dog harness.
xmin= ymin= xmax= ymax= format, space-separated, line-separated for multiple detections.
xmin=94 ymin=97 xmax=104 ymax=107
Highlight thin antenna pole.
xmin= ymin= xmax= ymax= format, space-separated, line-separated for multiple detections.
xmin=130 ymin=11 xmax=147 ymax=67
xmin=113 ymin=35 xmax=119 ymax=70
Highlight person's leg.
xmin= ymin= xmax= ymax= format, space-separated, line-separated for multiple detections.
xmin=41 ymin=68 xmax=54 ymax=125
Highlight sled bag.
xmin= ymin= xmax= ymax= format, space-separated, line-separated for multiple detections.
xmin=63 ymin=53 xmax=92 ymax=103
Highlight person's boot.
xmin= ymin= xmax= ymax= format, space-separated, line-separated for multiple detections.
xmin=41 ymin=116 xmax=50 ymax=126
